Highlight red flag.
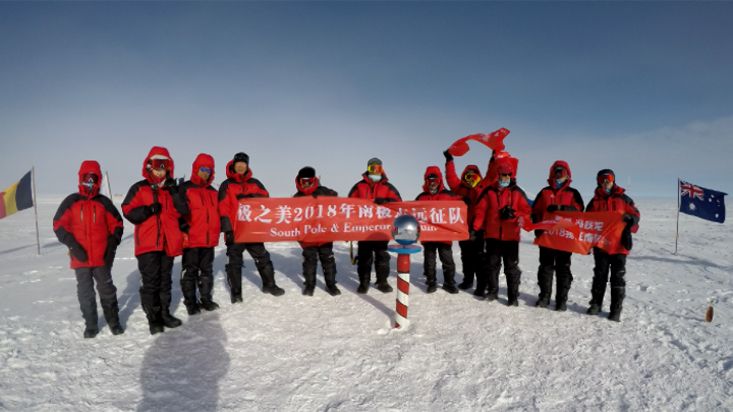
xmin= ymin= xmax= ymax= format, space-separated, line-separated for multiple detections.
xmin=447 ymin=128 xmax=510 ymax=157
xmin=534 ymin=211 xmax=626 ymax=254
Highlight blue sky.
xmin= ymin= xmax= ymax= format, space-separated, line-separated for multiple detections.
xmin=1 ymin=2 xmax=732 ymax=201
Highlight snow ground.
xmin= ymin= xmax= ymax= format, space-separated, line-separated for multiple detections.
xmin=0 ymin=198 xmax=731 ymax=411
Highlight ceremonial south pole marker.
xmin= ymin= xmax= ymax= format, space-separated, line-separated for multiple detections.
xmin=388 ymin=215 xmax=421 ymax=329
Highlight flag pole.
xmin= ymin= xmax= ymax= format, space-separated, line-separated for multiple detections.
xmin=105 ymin=170 xmax=113 ymax=201
xmin=674 ymin=177 xmax=680 ymax=255
xmin=32 ymin=166 xmax=41 ymax=255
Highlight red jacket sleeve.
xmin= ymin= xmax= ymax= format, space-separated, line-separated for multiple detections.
xmin=444 ymin=160 xmax=461 ymax=192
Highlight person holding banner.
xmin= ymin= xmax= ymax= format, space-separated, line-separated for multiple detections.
xmin=472 ymin=157 xmax=531 ymax=305
xmin=54 ymin=160 xmax=124 ymax=338
xmin=531 ymin=161 xmax=584 ymax=311
xmin=219 ymin=152 xmax=285 ymax=302
xmin=443 ymin=150 xmax=484 ymax=291
xmin=293 ymin=166 xmax=341 ymax=296
xmin=122 ymin=146 xmax=189 ymax=334
xmin=348 ymin=157 xmax=402 ymax=294
xmin=179 ymin=153 xmax=221 ymax=315
xmin=585 ymin=169 xmax=640 ymax=322
xmin=416 ymin=166 xmax=461 ymax=294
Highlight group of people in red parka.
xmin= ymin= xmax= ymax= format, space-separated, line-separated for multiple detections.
xmin=53 ymin=145 xmax=639 ymax=338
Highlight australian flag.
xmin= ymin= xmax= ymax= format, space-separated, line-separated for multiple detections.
xmin=679 ymin=180 xmax=726 ymax=223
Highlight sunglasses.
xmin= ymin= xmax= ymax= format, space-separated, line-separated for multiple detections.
xmin=367 ymin=164 xmax=383 ymax=175
xmin=199 ymin=166 xmax=212 ymax=174
xmin=82 ymin=173 xmax=99 ymax=184
xmin=499 ymin=172 xmax=512 ymax=177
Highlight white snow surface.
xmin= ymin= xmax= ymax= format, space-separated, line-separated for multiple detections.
xmin=0 ymin=198 xmax=731 ymax=411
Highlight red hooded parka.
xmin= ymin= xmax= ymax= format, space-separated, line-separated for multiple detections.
xmin=53 ymin=160 xmax=124 ymax=269
xmin=122 ymin=146 xmax=186 ymax=257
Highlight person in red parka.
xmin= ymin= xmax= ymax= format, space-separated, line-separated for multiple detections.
xmin=293 ymin=166 xmax=341 ymax=297
xmin=443 ymin=150 xmax=483 ymax=290
xmin=219 ymin=152 xmax=284 ymax=302
xmin=531 ymin=161 xmax=585 ymax=311
xmin=585 ymin=169 xmax=640 ymax=322
xmin=348 ymin=157 xmax=402 ymax=294
xmin=122 ymin=146 xmax=189 ymax=334
xmin=54 ymin=160 xmax=124 ymax=338
xmin=179 ymin=153 xmax=221 ymax=315
xmin=416 ymin=166 xmax=461 ymax=294
xmin=472 ymin=157 xmax=531 ymax=305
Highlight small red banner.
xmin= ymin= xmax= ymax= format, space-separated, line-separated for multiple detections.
xmin=533 ymin=211 xmax=626 ymax=254
xmin=234 ymin=198 xmax=469 ymax=243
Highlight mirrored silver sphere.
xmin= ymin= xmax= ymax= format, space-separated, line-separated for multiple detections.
xmin=392 ymin=215 xmax=421 ymax=245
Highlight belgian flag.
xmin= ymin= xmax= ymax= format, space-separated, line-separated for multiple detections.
xmin=0 ymin=171 xmax=34 ymax=219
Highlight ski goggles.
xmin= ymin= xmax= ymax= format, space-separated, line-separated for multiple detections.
xmin=198 ymin=166 xmax=212 ymax=174
xmin=598 ymin=173 xmax=615 ymax=185
xmin=463 ymin=172 xmax=480 ymax=187
xmin=553 ymin=167 xmax=568 ymax=178
xmin=299 ymin=177 xmax=315 ymax=186
xmin=149 ymin=159 xmax=169 ymax=171
xmin=367 ymin=164 xmax=383 ymax=175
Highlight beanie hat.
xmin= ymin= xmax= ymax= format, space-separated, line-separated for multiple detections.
xmin=367 ymin=157 xmax=382 ymax=167
xmin=297 ymin=166 xmax=316 ymax=179
xmin=233 ymin=152 xmax=249 ymax=165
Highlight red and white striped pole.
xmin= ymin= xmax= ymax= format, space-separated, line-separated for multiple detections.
xmin=389 ymin=215 xmax=421 ymax=329
xmin=394 ymin=254 xmax=412 ymax=328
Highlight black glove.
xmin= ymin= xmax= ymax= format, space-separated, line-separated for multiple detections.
xmin=443 ymin=150 xmax=453 ymax=162
xmin=562 ymin=205 xmax=578 ymax=212
xmin=179 ymin=220 xmax=190 ymax=233
xmin=69 ymin=241 xmax=88 ymax=262
xmin=621 ymin=227 xmax=633 ymax=250
xmin=147 ymin=202 xmax=162 ymax=216
xmin=546 ymin=205 xmax=559 ymax=213
xmin=623 ymin=213 xmax=635 ymax=225
xmin=104 ymin=236 xmax=118 ymax=267
xmin=312 ymin=192 xmax=319 ymax=198
xmin=499 ymin=206 xmax=516 ymax=220
xmin=163 ymin=178 xmax=179 ymax=193
xmin=469 ymin=229 xmax=484 ymax=242
xmin=224 ymin=231 xmax=235 ymax=246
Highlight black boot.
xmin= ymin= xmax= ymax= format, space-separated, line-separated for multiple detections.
xmin=186 ymin=303 xmax=201 ymax=315
xmin=181 ymin=267 xmax=200 ymax=315
xmin=458 ymin=278 xmax=473 ymax=290
xmin=608 ymin=287 xmax=625 ymax=322
xmin=226 ymin=263 xmax=243 ymax=303
xmin=83 ymin=326 xmax=98 ymax=339
xmin=143 ymin=304 xmax=164 ymax=335
xmin=536 ymin=263 xmax=553 ymax=309
xmin=162 ymin=311 xmax=182 ymax=328
xmin=198 ymin=273 xmax=218 ymax=311
xmin=323 ymin=260 xmax=340 ymax=296
xmin=507 ymin=275 xmax=520 ymax=306
xmin=200 ymin=299 xmax=220 ymax=311
xmin=357 ymin=280 xmax=369 ymax=294
xmin=325 ymin=283 xmax=341 ymax=296
xmin=260 ymin=264 xmax=285 ymax=297
xmin=588 ymin=270 xmax=608 ymax=315
xmin=302 ymin=283 xmax=315 ymax=296
xmin=442 ymin=284 xmax=459 ymax=294
xmin=160 ymin=290 xmax=182 ymax=328
xmin=102 ymin=305 xmax=124 ymax=335
xmin=426 ymin=281 xmax=437 ymax=293
xmin=376 ymin=277 xmax=393 ymax=293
